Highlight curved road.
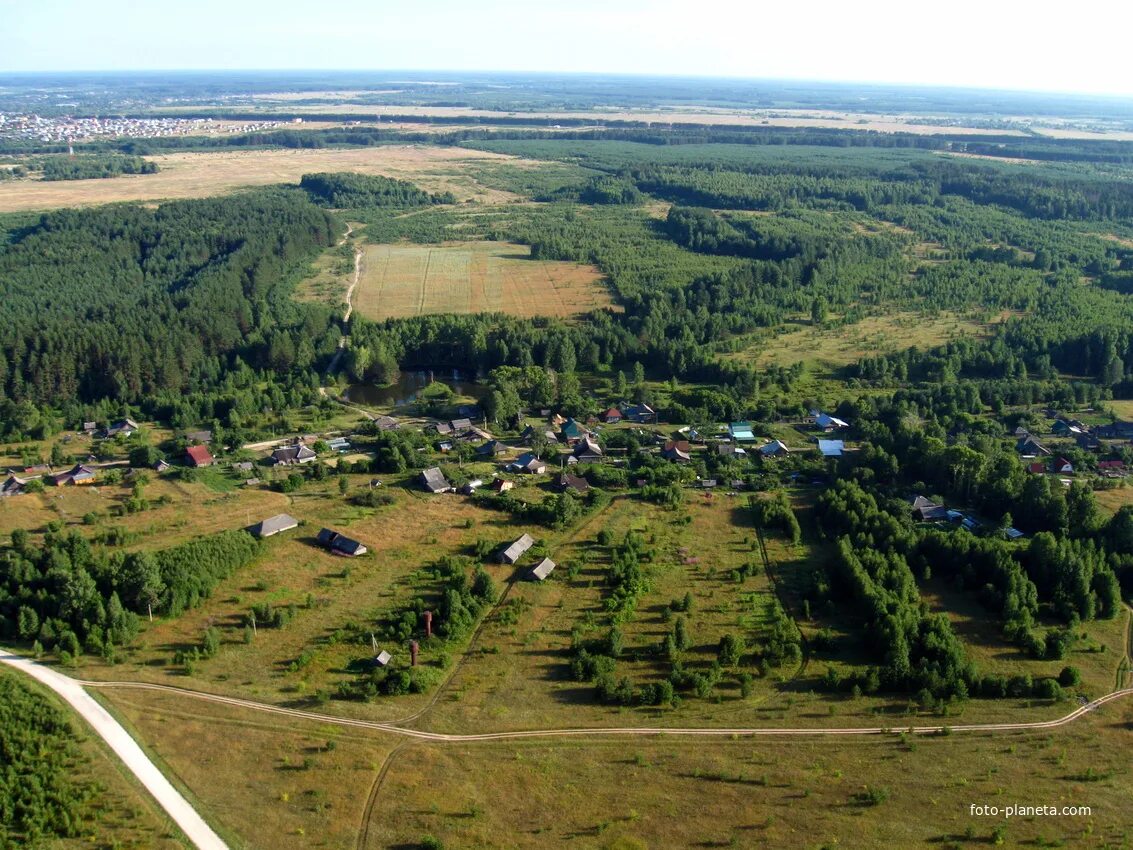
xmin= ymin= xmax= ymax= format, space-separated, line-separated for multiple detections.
xmin=18 ymin=661 xmax=1133 ymax=742
xmin=0 ymin=651 xmax=228 ymax=850
xmin=4 ymin=650 xmax=1132 ymax=850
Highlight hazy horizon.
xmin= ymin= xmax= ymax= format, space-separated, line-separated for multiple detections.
xmin=3 ymin=68 xmax=1133 ymax=105
xmin=5 ymin=0 xmax=1133 ymax=99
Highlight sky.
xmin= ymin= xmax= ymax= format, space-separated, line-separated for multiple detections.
xmin=4 ymin=0 xmax=1133 ymax=97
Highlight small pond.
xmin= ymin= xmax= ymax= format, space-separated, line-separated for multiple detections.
xmin=346 ymin=369 xmax=487 ymax=408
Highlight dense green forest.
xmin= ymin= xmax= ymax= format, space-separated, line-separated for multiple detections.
xmin=0 ymin=672 xmax=110 ymax=846
xmin=0 ymin=525 xmax=262 ymax=657
xmin=40 ymin=153 xmax=157 ymax=180
xmin=300 ymin=171 xmax=454 ymax=207
xmin=0 ymin=188 xmax=340 ymax=440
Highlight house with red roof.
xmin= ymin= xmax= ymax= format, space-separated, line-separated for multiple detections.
xmin=185 ymin=445 xmax=215 ymax=467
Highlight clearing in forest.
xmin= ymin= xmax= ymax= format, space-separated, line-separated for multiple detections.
xmin=0 ymin=145 xmax=528 ymax=212
xmin=728 ymin=311 xmax=1004 ymax=371
xmin=351 ymin=241 xmax=613 ymax=320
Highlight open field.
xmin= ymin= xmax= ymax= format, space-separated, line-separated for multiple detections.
xmin=104 ymin=686 xmax=396 ymax=850
xmin=351 ymin=241 xmax=613 ymax=320
xmin=725 ymin=311 xmax=1005 ymax=372
xmin=0 ymin=145 xmax=536 ymax=212
xmin=372 ymin=705 xmax=1133 ymax=850
xmin=157 ymin=103 xmax=1040 ymax=136
xmin=1089 ymin=484 xmax=1133 ymax=517
xmin=95 ymin=680 xmax=1133 ymax=850
xmin=0 ymin=474 xmax=293 ymax=548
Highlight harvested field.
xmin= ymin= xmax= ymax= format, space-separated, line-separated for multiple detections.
xmin=0 ymin=145 xmax=531 ymax=212
xmin=351 ymin=241 xmax=613 ymax=320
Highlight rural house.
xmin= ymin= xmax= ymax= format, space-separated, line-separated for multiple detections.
xmin=247 ymin=513 xmax=299 ymax=538
xmin=106 ymin=417 xmax=139 ymax=438
xmin=270 ymin=444 xmax=316 ymax=465
xmin=621 ymin=403 xmax=657 ymax=424
xmin=818 ymin=439 xmax=844 ymax=458
xmin=1016 ymin=436 xmax=1051 ymax=456
xmin=420 ymin=467 xmax=452 ymax=493
xmin=661 ymin=440 xmax=691 ymax=462
xmin=1053 ymin=457 xmax=1074 ymax=474
xmin=729 ymin=422 xmax=756 ymax=442
xmin=458 ymin=426 xmax=493 ymax=443
xmin=603 ymin=407 xmax=623 ymax=424
xmin=185 ymin=445 xmax=214 ymax=467
xmin=557 ymin=472 xmax=589 ymax=493
xmin=489 ymin=478 xmax=515 ymax=493
xmin=560 ymin=418 xmax=588 ymax=443
xmin=50 ymin=464 xmax=97 ymax=486
xmin=759 ymin=440 xmax=790 ymax=457
xmin=1052 ymin=419 xmax=1087 ymax=436
xmin=812 ymin=411 xmax=849 ymax=432
xmin=911 ymin=495 xmax=948 ymax=522
xmin=573 ymin=438 xmax=603 ymax=462
xmin=476 ymin=440 xmax=507 ymax=458
xmin=530 ymin=557 xmax=556 ymax=581
xmin=1076 ymin=433 xmax=1101 ymax=451
xmin=1095 ymin=420 xmax=1133 ymax=439
xmin=1 ymin=474 xmax=28 ymax=498
xmin=316 ymin=528 xmax=368 ymax=557
xmin=499 ymin=533 xmax=535 ymax=564
xmin=509 ymin=452 xmax=547 ymax=474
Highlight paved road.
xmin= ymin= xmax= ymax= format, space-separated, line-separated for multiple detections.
xmin=0 ymin=651 xmax=228 ymax=850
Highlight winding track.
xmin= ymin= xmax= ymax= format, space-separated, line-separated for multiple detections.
xmin=4 ymin=638 xmax=1133 ymax=850
xmin=324 ymin=223 xmax=363 ymax=378
xmin=3 ymin=577 xmax=1130 ymax=850
xmin=5 ymin=654 xmax=1129 ymax=742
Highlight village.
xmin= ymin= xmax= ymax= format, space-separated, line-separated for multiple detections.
xmin=4 ymin=392 xmax=1132 ymax=564
xmin=0 ymin=112 xmax=288 ymax=144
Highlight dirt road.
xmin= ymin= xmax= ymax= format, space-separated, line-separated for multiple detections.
xmin=325 ymin=228 xmax=362 ymax=378
xmin=51 ymin=669 xmax=1133 ymax=742
xmin=0 ymin=651 xmax=229 ymax=850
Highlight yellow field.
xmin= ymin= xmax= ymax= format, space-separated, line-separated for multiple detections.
xmin=351 ymin=241 xmax=612 ymax=320
xmin=0 ymin=145 xmax=532 ymax=212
